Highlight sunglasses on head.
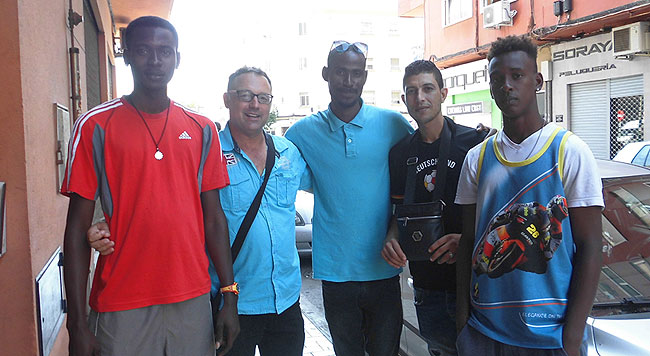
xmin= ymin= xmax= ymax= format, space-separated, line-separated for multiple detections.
xmin=329 ymin=40 xmax=368 ymax=58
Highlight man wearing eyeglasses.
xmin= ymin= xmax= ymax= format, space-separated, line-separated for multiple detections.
xmin=88 ymin=66 xmax=312 ymax=356
xmin=216 ymin=66 xmax=311 ymax=355
xmin=285 ymin=41 xmax=414 ymax=355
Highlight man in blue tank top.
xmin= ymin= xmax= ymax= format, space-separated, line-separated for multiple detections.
xmin=455 ymin=35 xmax=604 ymax=356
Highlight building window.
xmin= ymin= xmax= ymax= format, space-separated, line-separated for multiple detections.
xmin=360 ymin=21 xmax=374 ymax=35
xmin=300 ymin=92 xmax=309 ymax=107
xmin=299 ymin=57 xmax=307 ymax=70
xmin=480 ymin=0 xmax=500 ymax=12
xmin=388 ymin=22 xmax=400 ymax=36
xmin=391 ymin=91 xmax=401 ymax=105
xmin=299 ymin=22 xmax=307 ymax=36
xmin=444 ymin=0 xmax=473 ymax=26
xmin=366 ymin=58 xmax=374 ymax=71
xmin=391 ymin=58 xmax=400 ymax=71
xmin=363 ymin=91 xmax=376 ymax=105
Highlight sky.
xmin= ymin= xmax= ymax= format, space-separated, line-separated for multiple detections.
xmin=116 ymin=0 xmax=422 ymax=121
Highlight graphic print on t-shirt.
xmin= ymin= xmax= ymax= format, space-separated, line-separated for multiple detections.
xmin=472 ymin=195 xmax=568 ymax=279
xmin=423 ymin=170 xmax=436 ymax=192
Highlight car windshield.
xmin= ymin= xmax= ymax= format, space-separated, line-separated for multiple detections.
xmin=593 ymin=174 xmax=650 ymax=316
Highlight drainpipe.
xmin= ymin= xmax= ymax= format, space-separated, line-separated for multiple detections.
xmin=474 ymin=0 xmax=480 ymax=50
xmin=68 ymin=0 xmax=83 ymax=120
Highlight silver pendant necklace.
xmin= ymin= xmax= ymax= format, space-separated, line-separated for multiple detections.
xmin=130 ymin=97 xmax=171 ymax=161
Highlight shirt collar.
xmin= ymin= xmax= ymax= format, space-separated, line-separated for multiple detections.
xmin=220 ymin=122 xmax=287 ymax=156
xmin=407 ymin=116 xmax=455 ymax=145
xmin=325 ymin=98 xmax=367 ymax=132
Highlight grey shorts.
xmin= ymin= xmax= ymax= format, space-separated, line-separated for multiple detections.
xmin=88 ymin=293 xmax=214 ymax=356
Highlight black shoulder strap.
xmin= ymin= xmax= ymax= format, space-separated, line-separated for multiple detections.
xmin=230 ymin=133 xmax=276 ymax=262
xmin=432 ymin=119 xmax=451 ymax=202
xmin=403 ymin=118 xmax=452 ymax=204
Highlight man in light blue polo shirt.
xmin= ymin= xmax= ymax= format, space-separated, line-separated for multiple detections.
xmin=88 ymin=66 xmax=311 ymax=356
xmin=285 ymin=41 xmax=414 ymax=356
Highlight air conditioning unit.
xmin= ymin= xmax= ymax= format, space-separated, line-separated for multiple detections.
xmin=483 ymin=1 xmax=514 ymax=29
xmin=612 ymin=21 xmax=650 ymax=56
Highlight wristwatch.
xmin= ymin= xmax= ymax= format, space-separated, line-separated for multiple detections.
xmin=220 ymin=282 xmax=240 ymax=295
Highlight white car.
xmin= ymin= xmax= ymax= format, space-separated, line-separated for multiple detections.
xmin=399 ymin=159 xmax=650 ymax=356
xmin=613 ymin=141 xmax=650 ymax=167
xmin=295 ymin=191 xmax=313 ymax=256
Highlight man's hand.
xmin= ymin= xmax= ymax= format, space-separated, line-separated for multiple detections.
xmin=87 ymin=222 xmax=114 ymax=255
xmin=429 ymin=233 xmax=460 ymax=264
xmin=214 ymin=295 xmax=240 ymax=356
xmin=476 ymin=123 xmax=497 ymax=138
xmin=381 ymin=237 xmax=407 ymax=268
xmin=68 ymin=324 xmax=101 ymax=356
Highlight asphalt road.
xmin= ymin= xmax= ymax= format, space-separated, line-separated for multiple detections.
xmin=299 ymin=255 xmax=332 ymax=341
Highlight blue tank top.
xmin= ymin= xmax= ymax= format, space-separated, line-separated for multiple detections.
xmin=468 ymin=127 xmax=580 ymax=348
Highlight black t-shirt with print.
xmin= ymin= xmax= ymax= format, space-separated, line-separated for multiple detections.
xmin=389 ymin=117 xmax=486 ymax=291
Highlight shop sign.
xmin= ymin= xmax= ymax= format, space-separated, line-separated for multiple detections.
xmin=446 ymin=101 xmax=490 ymax=116
xmin=441 ymin=60 xmax=490 ymax=95
xmin=552 ymin=40 xmax=612 ymax=62
xmin=443 ymin=65 xmax=488 ymax=91
xmin=558 ymin=63 xmax=617 ymax=77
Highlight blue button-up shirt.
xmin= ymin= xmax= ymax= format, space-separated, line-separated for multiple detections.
xmin=285 ymin=101 xmax=414 ymax=282
xmin=210 ymin=123 xmax=312 ymax=315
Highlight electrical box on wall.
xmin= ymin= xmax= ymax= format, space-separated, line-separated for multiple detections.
xmin=483 ymin=1 xmax=515 ymax=29
xmin=0 ymin=182 xmax=5 ymax=257
xmin=612 ymin=21 xmax=650 ymax=56
xmin=36 ymin=247 xmax=65 ymax=356
xmin=55 ymin=104 xmax=71 ymax=192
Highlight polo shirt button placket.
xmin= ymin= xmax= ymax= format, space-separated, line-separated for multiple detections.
xmin=344 ymin=129 xmax=356 ymax=158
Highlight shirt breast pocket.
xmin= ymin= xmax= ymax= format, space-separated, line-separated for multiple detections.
xmin=224 ymin=174 xmax=255 ymax=212
xmin=274 ymin=171 xmax=298 ymax=208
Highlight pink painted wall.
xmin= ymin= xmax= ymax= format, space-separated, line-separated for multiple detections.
xmin=423 ymin=0 xmax=643 ymax=61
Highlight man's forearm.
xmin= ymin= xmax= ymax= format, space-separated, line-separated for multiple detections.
xmin=63 ymin=195 xmax=95 ymax=328
xmin=563 ymin=206 xmax=602 ymax=350
xmin=201 ymin=190 xmax=234 ymax=287
xmin=456 ymin=204 xmax=476 ymax=333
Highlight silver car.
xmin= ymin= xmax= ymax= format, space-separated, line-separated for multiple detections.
xmin=399 ymin=159 xmax=650 ymax=355
xmin=295 ymin=191 xmax=313 ymax=257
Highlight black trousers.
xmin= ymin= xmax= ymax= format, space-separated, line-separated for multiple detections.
xmin=226 ymin=301 xmax=305 ymax=356
xmin=322 ymin=276 xmax=403 ymax=356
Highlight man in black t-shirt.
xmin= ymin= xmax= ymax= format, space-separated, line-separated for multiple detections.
xmin=382 ymin=60 xmax=486 ymax=356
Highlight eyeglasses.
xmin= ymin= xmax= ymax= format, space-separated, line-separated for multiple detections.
xmin=229 ymin=90 xmax=273 ymax=105
xmin=329 ymin=40 xmax=368 ymax=58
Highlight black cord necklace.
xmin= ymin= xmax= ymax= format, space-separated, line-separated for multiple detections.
xmin=130 ymin=96 xmax=171 ymax=161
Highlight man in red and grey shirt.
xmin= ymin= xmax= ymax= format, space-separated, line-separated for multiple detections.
xmin=61 ymin=16 xmax=239 ymax=356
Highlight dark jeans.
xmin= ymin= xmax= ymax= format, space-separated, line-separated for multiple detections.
xmin=225 ymin=301 xmax=304 ymax=356
xmin=322 ymin=275 xmax=403 ymax=356
xmin=414 ymin=288 xmax=457 ymax=356
xmin=456 ymin=324 xmax=587 ymax=356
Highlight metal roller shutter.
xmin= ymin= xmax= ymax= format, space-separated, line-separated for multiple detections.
xmin=570 ymin=80 xmax=609 ymax=159
xmin=611 ymin=75 xmax=644 ymax=98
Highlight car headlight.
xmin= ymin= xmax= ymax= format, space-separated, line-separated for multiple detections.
xmin=295 ymin=211 xmax=305 ymax=226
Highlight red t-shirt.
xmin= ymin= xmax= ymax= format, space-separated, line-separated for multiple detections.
xmin=61 ymin=97 xmax=229 ymax=312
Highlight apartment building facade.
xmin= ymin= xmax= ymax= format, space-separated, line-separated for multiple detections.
xmin=400 ymin=0 xmax=650 ymax=158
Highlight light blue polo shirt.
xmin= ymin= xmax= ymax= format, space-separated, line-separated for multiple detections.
xmin=285 ymin=101 xmax=414 ymax=282
xmin=210 ymin=123 xmax=312 ymax=315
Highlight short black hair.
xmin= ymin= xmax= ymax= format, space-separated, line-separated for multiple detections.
xmin=227 ymin=66 xmax=272 ymax=91
xmin=123 ymin=16 xmax=179 ymax=50
xmin=327 ymin=49 xmax=366 ymax=67
xmin=403 ymin=60 xmax=444 ymax=90
xmin=487 ymin=35 xmax=537 ymax=63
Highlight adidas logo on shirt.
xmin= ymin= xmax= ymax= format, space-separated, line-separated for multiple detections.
xmin=179 ymin=131 xmax=192 ymax=140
